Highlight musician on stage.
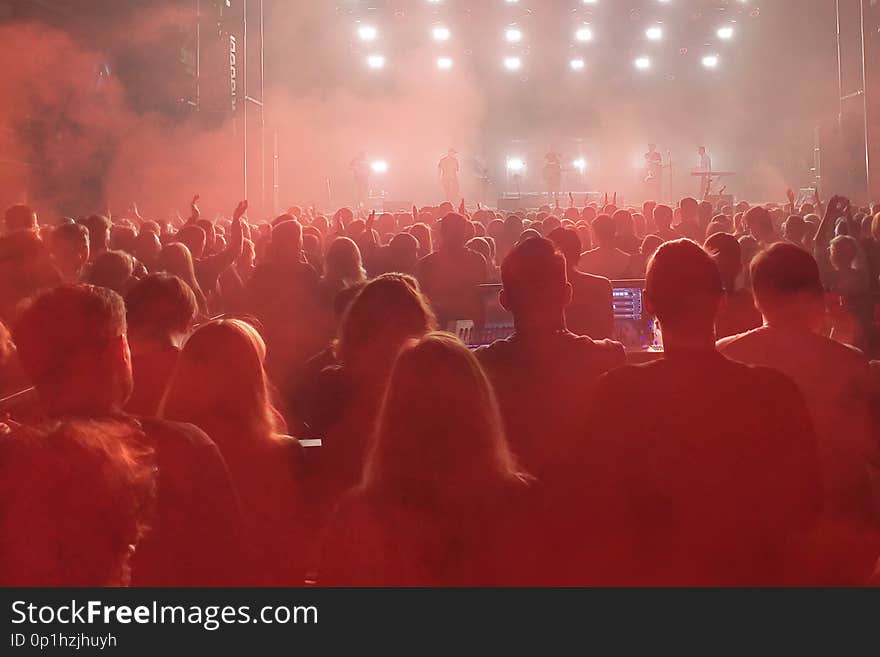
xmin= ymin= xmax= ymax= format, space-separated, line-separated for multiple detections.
xmin=697 ymin=146 xmax=712 ymax=198
xmin=543 ymin=151 xmax=563 ymax=204
xmin=350 ymin=151 xmax=371 ymax=207
xmin=644 ymin=144 xmax=662 ymax=201
xmin=438 ymin=149 xmax=461 ymax=202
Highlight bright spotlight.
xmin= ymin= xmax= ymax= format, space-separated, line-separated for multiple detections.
xmin=505 ymin=28 xmax=522 ymax=43
xmin=432 ymin=26 xmax=450 ymax=42
xmin=570 ymin=58 xmax=585 ymax=71
xmin=572 ymin=158 xmax=587 ymax=172
xmin=702 ymin=54 xmax=719 ymax=68
xmin=366 ymin=54 xmax=385 ymax=69
xmin=575 ymin=27 xmax=593 ymax=42
xmin=358 ymin=25 xmax=377 ymax=42
xmin=507 ymin=158 xmax=525 ymax=173
xmin=437 ymin=56 xmax=453 ymax=70
xmin=371 ymin=160 xmax=388 ymax=174
xmin=717 ymin=26 xmax=735 ymax=40
xmin=635 ymin=56 xmax=651 ymax=70
xmin=645 ymin=26 xmax=663 ymax=41
xmin=504 ymin=56 xmax=522 ymax=71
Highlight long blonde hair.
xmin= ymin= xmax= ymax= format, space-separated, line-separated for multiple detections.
xmin=362 ymin=332 xmax=521 ymax=502
xmin=161 ymin=319 xmax=284 ymax=448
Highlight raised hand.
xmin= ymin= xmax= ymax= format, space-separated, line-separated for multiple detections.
xmin=569 ymin=192 xmax=574 ymax=208
xmin=129 ymin=202 xmax=143 ymax=221
xmin=233 ymin=200 xmax=248 ymax=222
xmin=190 ymin=194 xmax=201 ymax=223
xmin=459 ymin=198 xmax=466 ymax=215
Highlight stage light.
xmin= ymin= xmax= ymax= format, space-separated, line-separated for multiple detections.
xmin=506 ymin=158 xmax=525 ymax=172
xmin=575 ymin=27 xmax=593 ymax=42
xmin=702 ymin=54 xmax=719 ymax=69
xmin=358 ymin=26 xmax=377 ymax=42
xmin=717 ymin=26 xmax=735 ymax=40
xmin=504 ymin=56 xmax=522 ymax=71
xmin=371 ymin=160 xmax=388 ymax=174
xmin=582 ymin=0 xmax=598 ymax=4
xmin=634 ymin=56 xmax=651 ymax=70
xmin=432 ymin=26 xmax=450 ymax=42
xmin=367 ymin=55 xmax=385 ymax=69
xmin=570 ymin=58 xmax=585 ymax=71
xmin=437 ymin=56 xmax=453 ymax=70
xmin=645 ymin=26 xmax=663 ymax=41
xmin=505 ymin=28 xmax=522 ymax=43
xmin=572 ymin=158 xmax=587 ymax=172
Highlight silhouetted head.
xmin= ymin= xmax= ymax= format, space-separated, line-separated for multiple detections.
xmin=704 ymin=232 xmax=742 ymax=291
xmin=80 ymin=214 xmax=111 ymax=256
xmin=268 ymin=219 xmax=304 ymax=265
xmin=613 ymin=209 xmax=636 ymax=238
xmin=49 ymin=223 xmax=89 ymax=280
xmin=325 ymin=237 xmax=365 ymax=285
xmin=783 ymin=215 xmax=806 ymax=244
xmin=645 ymin=239 xmax=723 ymax=341
xmin=830 ymin=235 xmax=858 ymax=271
xmin=640 ymin=234 xmax=663 ymax=260
xmin=5 ymin=204 xmax=38 ymax=233
xmin=177 ymin=224 xmax=207 ymax=260
xmin=339 ymin=274 xmax=437 ymax=381
xmin=654 ymin=204 xmax=673 ymax=230
xmin=500 ymin=237 xmax=570 ymax=329
xmin=679 ymin=197 xmax=699 ymax=224
xmin=14 ymin=284 xmax=133 ymax=415
xmin=751 ymin=242 xmax=824 ymax=330
xmin=745 ymin=206 xmax=775 ymax=243
xmin=548 ymin=227 xmax=582 ymax=270
xmin=439 ymin=212 xmax=468 ymax=250
xmin=591 ymin=214 xmax=616 ymax=247
xmin=125 ymin=273 xmax=197 ymax=342
xmin=162 ymin=319 xmax=283 ymax=445
xmin=86 ymin=251 xmax=136 ymax=294
xmin=133 ymin=230 xmax=161 ymax=269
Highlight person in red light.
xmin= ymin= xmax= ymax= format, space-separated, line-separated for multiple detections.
xmin=586 ymin=239 xmax=822 ymax=585
xmin=477 ymin=237 xmax=624 ymax=583
xmin=438 ymin=149 xmax=461 ymax=203
xmin=718 ymin=243 xmax=880 ymax=581
xmin=162 ymin=319 xmax=308 ymax=586
xmin=704 ymin=231 xmax=762 ymax=339
xmin=319 ymin=333 xmax=537 ymax=586
xmin=547 ymin=227 xmax=614 ymax=340
xmin=579 ymin=214 xmax=632 ymax=280
xmin=306 ymin=274 xmax=437 ymax=526
xmin=12 ymin=284 xmax=248 ymax=586
xmin=415 ymin=212 xmax=487 ymax=328
xmin=124 ymin=274 xmax=199 ymax=417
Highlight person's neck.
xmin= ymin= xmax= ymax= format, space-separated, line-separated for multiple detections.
xmin=514 ymin=313 xmax=567 ymax=336
xmin=660 ymin=329 xmax=717 ymax=353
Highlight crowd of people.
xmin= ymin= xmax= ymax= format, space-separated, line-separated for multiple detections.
xmin=0 ymin=189 xmax=879 ymax=586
